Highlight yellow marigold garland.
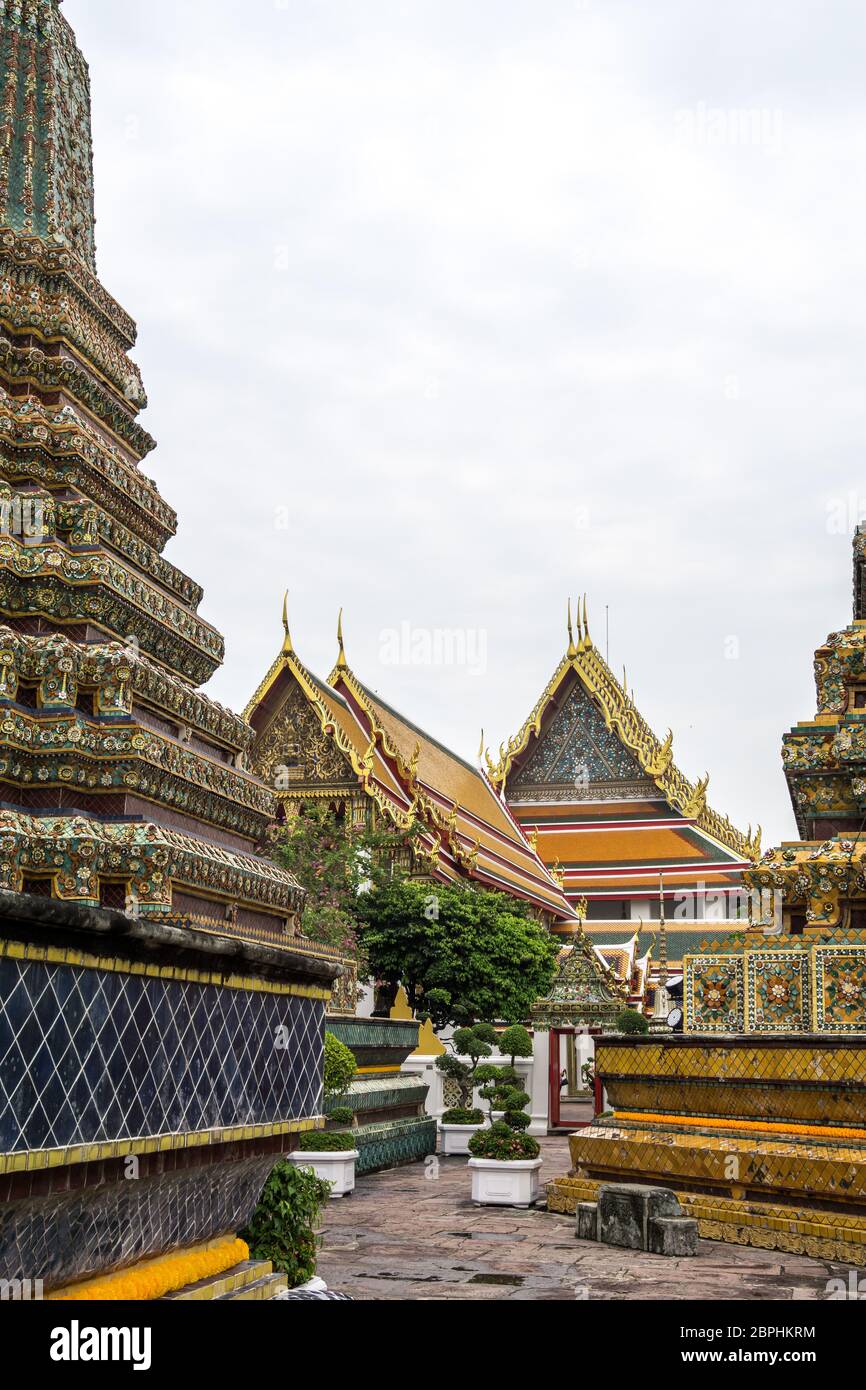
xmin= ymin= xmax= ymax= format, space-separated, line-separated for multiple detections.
xmin=616 ymin=1111 xmax=866 ymax=1142
xmin=47 ymin=1236 xmax=249 ymax=1301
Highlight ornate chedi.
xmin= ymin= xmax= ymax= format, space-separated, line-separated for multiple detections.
xmin=548 ymin=536 xmax=866 ymax=1264
xmin=0 ymin=0 xmax=340 ymax=1297
xmin=489 ymin=599 xmax=760 ymax=1005
xmin=744 ymin=527 xmax=866 ymax=933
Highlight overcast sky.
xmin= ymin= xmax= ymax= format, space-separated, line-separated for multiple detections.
xmin=68 ymin=0 xmax=866 ymax=849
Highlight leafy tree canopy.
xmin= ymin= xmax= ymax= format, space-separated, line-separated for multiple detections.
xmin=357 ymin=878 xmax=559 ymax=1028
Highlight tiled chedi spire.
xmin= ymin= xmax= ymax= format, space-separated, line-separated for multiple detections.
xmin=0 ymin=1 xmax=96 ymax=269
xmin=0 ymin=0 xmax=304 ymax=946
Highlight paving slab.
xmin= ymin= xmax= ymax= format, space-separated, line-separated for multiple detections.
xmin=316 ymin=1134 xmax=866 ymax=1301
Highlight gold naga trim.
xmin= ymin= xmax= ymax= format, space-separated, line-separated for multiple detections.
xmin=488 ymin=598 xmax=761 ymax=863
xmin=0 ymin=1116 xmax=324 ymax=1177
xmin=0 ymin=938 xmax=333 ymax=1000
xmin=246 ymin=597 xmax=421 ymax=834
xmin=327 ymin=621 xmax=498 ymax=873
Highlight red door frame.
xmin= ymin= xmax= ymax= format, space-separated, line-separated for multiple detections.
xmin=548 ymin=1027 xmax=602 ymax=1130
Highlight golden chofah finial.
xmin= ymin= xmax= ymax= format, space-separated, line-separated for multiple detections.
xmin=336 ymin=607 xmax=347 ymax=669
xmin=478 ymin=728 xmax=486 ymax=766
xmin=281 ymin=591 xmax=294 ymax=656
xmin=567 ymin=598 xmax=577 ymax=659
xmin=582 ymin=594 xmax=590 ymax=648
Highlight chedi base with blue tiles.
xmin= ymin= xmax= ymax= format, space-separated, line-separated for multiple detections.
xmin=0 ymin=952 xmax=324 ymax=1157
xmin=0 ymin=1155 xmax=274 ymax=1291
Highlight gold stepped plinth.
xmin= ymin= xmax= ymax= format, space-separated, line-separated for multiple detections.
xmin=548 ymin=1034 xmax=866 ymax=1265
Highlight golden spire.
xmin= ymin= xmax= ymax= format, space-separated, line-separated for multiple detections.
xmin=281 ymin=591 xmax=294 ymax=656
xmin=335 ymin=608 xmax=347 ymax=670
xmin=582 ymin=594 xmax=590 ymax=649
xmin=575 ymin=596 xmax=584 ymax=648
xmin=567 ymin=598 xmax=578 ymax=659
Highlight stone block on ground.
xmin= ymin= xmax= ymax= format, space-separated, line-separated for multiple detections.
xmin=598 ymin=1183 xmax=683 ymax=1252
xmin=576 ymin=1202 xmax=599 ymax=1241
xmin=647 ymin=1216 xmax=699 ymax=1257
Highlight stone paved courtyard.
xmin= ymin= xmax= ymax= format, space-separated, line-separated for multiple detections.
xmin=317 ymin=1136 xmax=862 ymax=1301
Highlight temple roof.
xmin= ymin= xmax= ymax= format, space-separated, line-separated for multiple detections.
xmin=245 ymin=607 xmax=576 ymax=920
xmin=491 ymin=599 xmax=760 ymax=866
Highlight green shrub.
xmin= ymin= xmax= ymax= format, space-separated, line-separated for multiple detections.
xmin=324 ymin=1032 xmax=357 ymax=1097
xmin=327 ymin=1106 xmax=354 ymax=1127
xmin=440 ymin=1107 xmax=484 ymax=1126
xmin=299 ymin=1130 xmax=357 ymax=1152
xmin=615 ymin=1009 xmax=649 ymax=1035
xmin=240 ymin=1159 xmax=331 ymax=1285
xmin=468 ymin=1122 xmax=540 ymax=1162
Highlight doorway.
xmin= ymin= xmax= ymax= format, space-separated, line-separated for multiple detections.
xmin=548 ymin=1028 xmax=601 ymax=1130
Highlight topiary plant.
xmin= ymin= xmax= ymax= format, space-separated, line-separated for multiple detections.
xmin=435 ymin=1022 xmax=497 ymax=1108
xmin=440 ymin=1106 xmax=484 ymax=1126
xmin=241 ymin=1159 xmax=332 ymax=1284
xmin=498 ymin=1023 xmax=533 ymax=1070
xmin=615 ymin=1008 xmax=650 ymax=1035
xmin=468 ymin=1120 xmax=540 ymax=1162
xmin=467 ymin=1059 xmax=538 ymax=1160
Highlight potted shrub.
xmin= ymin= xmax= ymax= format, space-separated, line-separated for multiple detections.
xmin=467 ymin=1067 xmax=542 ymax=1206
xmin=436 ymin=1023 xmax=496 ymax=1155
xmin=439 ymin=1105 xmax=486 ymax=1155
xmin=289 ymin=1033 xmax=360 ymax=1197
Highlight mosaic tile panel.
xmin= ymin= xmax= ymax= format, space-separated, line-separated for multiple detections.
xmin=0 ymin=1155 xmax=274 ymax=1290
xmin=0 ymin=954 xmax=324 ymax=1158
xmin=814 ymin=946 xmax=866 ymax=1033
xmin=595 ymin=1037 xmax=866 ymax=1086
xmin=683 ymin=954 xmax=744 ymax=1032
xmin=746 ymin=950 xmax=811 ymax=1033
xmin=602 ymin=1077 xmax=866 ymax=1130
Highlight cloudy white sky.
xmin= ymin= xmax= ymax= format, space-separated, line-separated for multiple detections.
xmin=68 ymin=0 xmax=866 ymax=848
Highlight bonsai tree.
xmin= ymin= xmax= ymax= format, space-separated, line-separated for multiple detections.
xmin=437 ymin=1022 xmax=496 ymax=1126
xmin=498 ymin=1023 xmax=533 ymax=1072
xmin=300 ymin=1032 xmax=358 ymax=1152
xmin=468 ymin=1061 xmax=540 ymax=1163
xmin=474 ymin=1063 xmax=531 ymax=1130
xmin=615 ymin=1008 xmax=649 ymax=1035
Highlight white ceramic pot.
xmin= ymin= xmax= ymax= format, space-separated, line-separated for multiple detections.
xmin=287 ymin=1149 xmax=359 ymax=1198
xmin=439 ymin=1123 xmax=485 ymax=1156
xmin=468 ymin=1157 xmax=543 ymax=1207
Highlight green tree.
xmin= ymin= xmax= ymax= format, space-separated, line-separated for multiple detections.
xmin=357 ymin=879 xmax=559 ymax=1027
xmin=271 ymin=803 xmax=420 ymax=956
